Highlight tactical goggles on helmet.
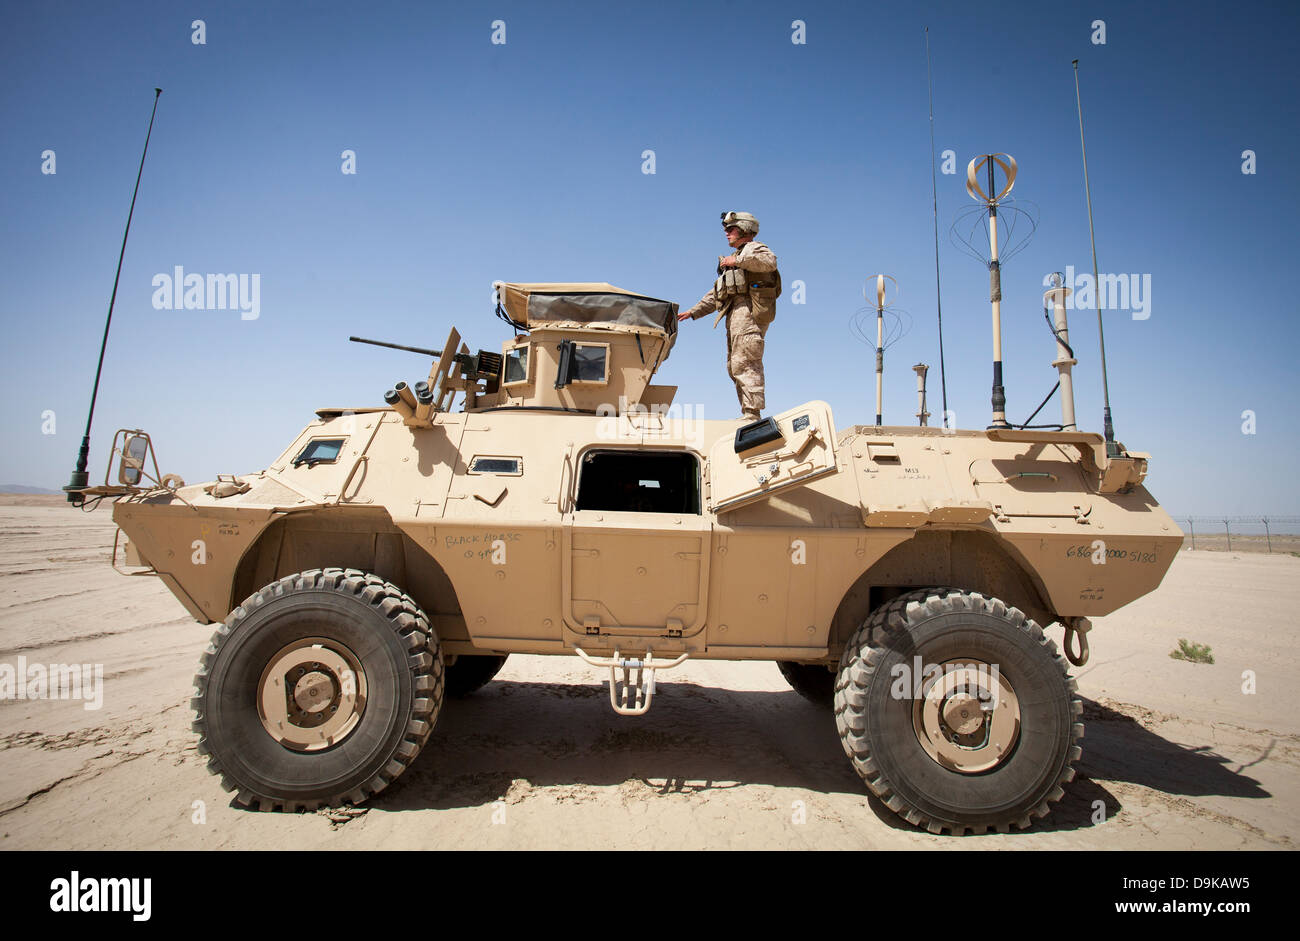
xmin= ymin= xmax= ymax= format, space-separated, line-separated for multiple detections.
xmin=720 ymin=211 xmax=758 ymax=235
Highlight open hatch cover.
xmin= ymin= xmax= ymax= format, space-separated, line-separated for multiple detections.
xmin=707 ymin=401 xmax=839 ymax=512
xmin=494 ymin=282 xmax=678 ymax=335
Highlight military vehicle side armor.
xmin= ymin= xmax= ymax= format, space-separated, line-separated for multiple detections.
xmin=83 ymin=281 xmax=1181 ymax=834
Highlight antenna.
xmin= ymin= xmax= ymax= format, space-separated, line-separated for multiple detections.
xmin=64 ymin=88 xmax=163 ymax=506
xmin=966 ymin=154 xmax=1016 ymax=427
xmin=1072 ymin=59 xmax=1120 ymax=457
xmin=874 ymin=275 xmax=891 ymax=425
xmin=923 ymin=27 xmax=949 ymax=425
xmin=952 ymin=153 xmax=1037 ymax=429
xmin=852 ymin=275 xmax=904 ymax=426
xmin=913 ymin=363 xmax=930 ymax=426
xmin=1043 ymin=272 xmax=1078 ymax=430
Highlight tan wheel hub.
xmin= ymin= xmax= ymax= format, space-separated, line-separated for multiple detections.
xmin=294 ymin=671 xmax=335 ymax=714
xmin=913 ymin=659 xmax=1020 ymax=774
xmin=941 ymin=693 xmax=984 ymax=735
xmin=258 ymin=638 xmax=367 ymax=751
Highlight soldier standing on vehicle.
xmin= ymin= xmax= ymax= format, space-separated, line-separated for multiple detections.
xmin=678 ymin=211 xmax=781 ymax=421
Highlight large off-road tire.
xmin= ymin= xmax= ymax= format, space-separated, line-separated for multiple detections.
xmin=834 ymin=587 xmax=1082 ymax=835
xmin=445 ymin=654 xmax=509 ymax=698
xmin=192 ymin=568 xmax=443 ymax=811
xmin=777 ymin=660 xmax=835 ymax=706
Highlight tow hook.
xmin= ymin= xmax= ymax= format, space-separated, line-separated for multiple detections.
xmin=574 ymin=648 xmax=689 ymax=716
xmin=1062 ymin=617 xmax=1091 ymax=667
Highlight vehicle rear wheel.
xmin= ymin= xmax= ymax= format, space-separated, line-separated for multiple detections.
xmin=445 ymin=654 xmax=509 ymax=698
xmin=192 ymin=568 xmax=443 ymax=811
xmin=834 ymin=587 xmax=1081 ymax=834
xmin=777 ymin=660 xmax=835 ymax=706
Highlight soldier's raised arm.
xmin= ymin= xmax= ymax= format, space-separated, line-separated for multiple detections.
xmin=679 ymin=285 xmax=719 ymax=322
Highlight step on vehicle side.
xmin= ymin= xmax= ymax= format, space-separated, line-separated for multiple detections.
xmin=75 ymin=280 xmax=1182 ymax=834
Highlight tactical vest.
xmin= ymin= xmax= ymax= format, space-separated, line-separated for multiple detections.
xmin=713 ymin=246 xmax=782 ymax=324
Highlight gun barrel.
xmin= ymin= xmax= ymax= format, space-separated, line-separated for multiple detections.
xmin=350 ymin=336 xmax=441 ymax=357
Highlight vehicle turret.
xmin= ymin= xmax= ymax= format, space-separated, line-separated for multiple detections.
xmin=401 ymin=282 xmax=680 ymax=416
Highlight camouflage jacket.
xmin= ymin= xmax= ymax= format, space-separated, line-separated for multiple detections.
xmin=683 ymin=240 xmax=779 ymax=322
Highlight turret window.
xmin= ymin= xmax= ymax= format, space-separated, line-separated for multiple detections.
xmin=571 ymin=344 xmax=608 ymax=383
xmin=503 ymin=346 xmax=529 ymax=385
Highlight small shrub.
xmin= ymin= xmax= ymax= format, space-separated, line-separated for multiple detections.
xmin=1169 ymin=638 xmax=1214 ymax=665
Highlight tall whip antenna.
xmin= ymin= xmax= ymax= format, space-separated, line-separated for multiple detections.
xmin=64 ymin=87 xmax=163 ymax=504
xmin=1072 ymin=59 xmax=1119 ymax=457
xmin=924 ymin=27 xmax=949 ymax=425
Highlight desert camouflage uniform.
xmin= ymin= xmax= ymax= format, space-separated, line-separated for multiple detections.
xmin=682 ymin=240 xmax=780 ymax=418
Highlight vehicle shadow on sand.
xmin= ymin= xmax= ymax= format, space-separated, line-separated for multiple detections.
xmin=367 ymin=682 xmax=1270 ymax=834
xmin=378 ymin=678 xmax=865 ymax=813
xmin=1037 ymin=697 xmax=1273 ymax=832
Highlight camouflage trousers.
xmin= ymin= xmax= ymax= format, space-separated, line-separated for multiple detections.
xmin=725 ymin=304 xmax=770 ymax=418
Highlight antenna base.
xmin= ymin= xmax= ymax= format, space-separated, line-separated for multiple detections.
xmin=64 ymin=435 xmax=92 ymax=504
xmin=1103 ymin=408 xmax=1121 ymax=457
xmin=990 ymin=372 xmax=1009 ymax=428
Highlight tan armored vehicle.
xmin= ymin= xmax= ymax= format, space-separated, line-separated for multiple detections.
xmin=74 ymin=279 xmax=1181 ymax=834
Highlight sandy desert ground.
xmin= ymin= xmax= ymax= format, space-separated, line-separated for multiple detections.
xmin=0 ymin=497 xmax=1296 ymax=850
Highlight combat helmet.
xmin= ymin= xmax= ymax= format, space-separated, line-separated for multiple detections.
xmin=720 ymin=210 xmax=759 ymax=236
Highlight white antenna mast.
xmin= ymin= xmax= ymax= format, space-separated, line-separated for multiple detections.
xmin=965 ymin=153 xmax=1017 ymax=429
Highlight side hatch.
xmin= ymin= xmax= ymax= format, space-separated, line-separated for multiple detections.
xmin=564 ymin=447 xmax=710 ymax=638
xmin=707 ymin=401 xmax=838 ymax=513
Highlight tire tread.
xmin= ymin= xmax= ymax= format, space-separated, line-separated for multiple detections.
xmin=834 ymin=586 xmax=1082 ymax=835
xmin=191 ymin=567 xmax=443 ymax=812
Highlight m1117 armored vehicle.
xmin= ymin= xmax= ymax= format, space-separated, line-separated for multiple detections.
xmin=76 ymin=279 xmax=1180 ymax=834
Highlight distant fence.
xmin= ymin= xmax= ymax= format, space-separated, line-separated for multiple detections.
xmin=1175 ymin=516 xmax=1300 ymax=552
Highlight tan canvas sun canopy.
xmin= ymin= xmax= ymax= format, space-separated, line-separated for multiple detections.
xmin=495 ymin=282 xmax=678 ymax=334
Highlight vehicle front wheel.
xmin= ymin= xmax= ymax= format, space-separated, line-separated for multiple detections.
xmin=192 ymin=568 xmax=443 ymax=811
xmin=834 ymin=587 xmax=1082 ymax=834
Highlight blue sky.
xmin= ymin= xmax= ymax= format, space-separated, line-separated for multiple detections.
xmin=2 ymin=0 xmax=1296 ymax=516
